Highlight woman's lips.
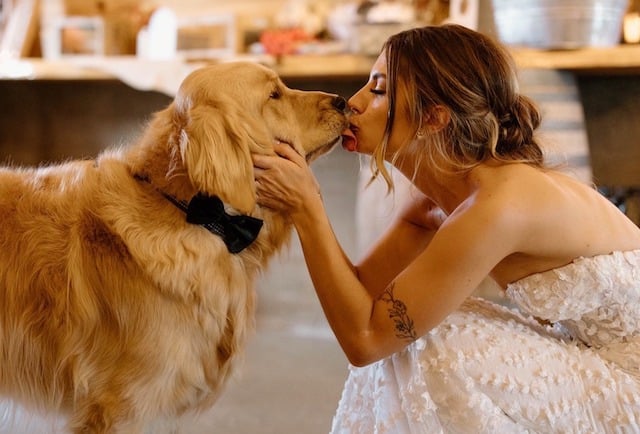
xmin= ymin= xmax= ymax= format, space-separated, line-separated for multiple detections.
xmin=341 ymin=127 xmax=358 ymax=152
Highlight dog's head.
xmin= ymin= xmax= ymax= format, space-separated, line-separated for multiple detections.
xmin=170 ymin=62 xmax=348 ymax=214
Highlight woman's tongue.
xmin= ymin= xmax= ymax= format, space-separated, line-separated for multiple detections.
xmin=341 ymin=128 xmax=358 ymax=152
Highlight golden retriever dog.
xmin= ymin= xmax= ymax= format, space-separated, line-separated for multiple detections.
xmin=0 ymin=61 xmax=347 ymax=433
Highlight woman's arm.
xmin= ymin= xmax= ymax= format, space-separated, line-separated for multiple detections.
xmin=253 ymin=144 xmax=516 ymax=366
xmin=356 ymin=191 xmax=447 ymax=298
xmin=297 ymin=201 xmax=512 ymax=365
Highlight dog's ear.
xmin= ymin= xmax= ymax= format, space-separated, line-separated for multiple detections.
xmin=180 ymin=104 xmax=256 ymax=214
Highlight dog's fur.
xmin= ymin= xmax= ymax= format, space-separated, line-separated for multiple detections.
xmin=0 ymin=62 xmax=347 ymax=433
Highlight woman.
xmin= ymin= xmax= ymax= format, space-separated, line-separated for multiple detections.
xmin=253 ymin=25 xmax=640 ymax=432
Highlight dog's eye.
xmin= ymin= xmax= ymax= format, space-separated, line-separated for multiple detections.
xmin=269 ymin=89 xmax=281 ymax=99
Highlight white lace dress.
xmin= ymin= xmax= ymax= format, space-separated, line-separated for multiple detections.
xmin=330 ymin=250 xmax=640 ymax=433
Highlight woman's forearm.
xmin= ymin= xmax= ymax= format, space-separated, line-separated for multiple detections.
xmin=292 ymin=199 xmax=380 ymax=365
xmin=252 ymin=145 xmax=400 ymax=363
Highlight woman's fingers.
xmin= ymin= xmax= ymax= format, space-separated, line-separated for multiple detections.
xmin=252 ymin=141 xmax=322 ymax=213
xmin=253 ymin=142 xmax=299 ymax=169
xmin=252 ymin=153 xmax=273 ymax=170
xmin=273 ymin=142 xmax=304 ymax=163
xmin=253 ymin=140 xmax=309 ymax=168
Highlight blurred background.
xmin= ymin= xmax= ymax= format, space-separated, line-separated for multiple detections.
xmin=1 ymin=0 xmax=640 ymax=432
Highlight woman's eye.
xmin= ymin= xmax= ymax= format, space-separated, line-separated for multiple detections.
xmin=370 ymin=88 xmax=386 ymax=95
xmin=270 ymin=89 xmax=281 ymax=99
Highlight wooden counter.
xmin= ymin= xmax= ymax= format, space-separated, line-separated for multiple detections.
xmin=2 ymin=44 xmax=640 ymax=82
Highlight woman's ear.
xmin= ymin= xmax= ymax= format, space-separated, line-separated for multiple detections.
xmin=423 ymin=105 xmax=450 ymax=133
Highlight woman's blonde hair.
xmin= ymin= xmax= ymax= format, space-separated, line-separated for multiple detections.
xmin=371 ymin=24 xmax=544 ymax=190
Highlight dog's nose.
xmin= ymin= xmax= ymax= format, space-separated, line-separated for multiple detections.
xmin=332 ymin=96 xmax=348 ymax=113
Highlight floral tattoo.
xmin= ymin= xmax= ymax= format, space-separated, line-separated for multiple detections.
xmin=378 ymin=282 xmax=417 ymax=341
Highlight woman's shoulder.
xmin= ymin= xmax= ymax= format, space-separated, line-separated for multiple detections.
xmin=478 ymin=164 xmax=640 ymax=256
xmin=472 ymin=164 xmax=592 ymax=210
xmin=457 ymin=164 xmax=549 ymax=216
xmin=450 ymin=165 xmax=587 ymax=247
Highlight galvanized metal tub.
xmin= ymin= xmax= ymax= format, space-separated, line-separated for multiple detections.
xmin=492 ymin=0 xmax=628 ymax=49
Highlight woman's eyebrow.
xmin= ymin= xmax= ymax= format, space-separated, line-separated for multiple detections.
xmin=371 ymin=72 xmax=387 ymax=80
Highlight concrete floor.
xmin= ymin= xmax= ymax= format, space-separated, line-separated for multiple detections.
xmin=184 ymin=149 xmax=361 ymax=434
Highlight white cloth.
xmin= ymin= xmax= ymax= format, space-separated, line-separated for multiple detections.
xmin=330 ymin=250 xmax=640 ymax=433
xmin=69 ymin=55 xmax=275 ymax=96
xmin=65 ymin=56 xmax=198 ymax=96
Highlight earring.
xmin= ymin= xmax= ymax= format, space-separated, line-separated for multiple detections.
xmin=416 ymin=129 xmax=425 ymax=139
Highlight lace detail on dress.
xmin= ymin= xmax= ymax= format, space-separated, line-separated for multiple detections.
xmin=506 ymin=250 xmax=640 ymax=377
xmin=330 ymin=250 xmax=640 ymax=434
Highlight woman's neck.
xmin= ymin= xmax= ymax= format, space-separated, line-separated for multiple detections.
xmin=393 ymin=158 xmax=481 ymax=215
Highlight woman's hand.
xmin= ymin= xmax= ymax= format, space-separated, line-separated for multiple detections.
xmin=252 ymin=142 xmax=323 ymax=218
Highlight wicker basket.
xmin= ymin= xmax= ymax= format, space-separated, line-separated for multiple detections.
xmin=492 ymin=0 xmax=628 ymax=49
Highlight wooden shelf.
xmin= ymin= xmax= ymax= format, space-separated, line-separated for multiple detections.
xmin=278 ymin=45 xmax=640 ymax=78
xmin=2 ymin=44 xmax=640 ymax=83
xmin=511 ymin=44 xmax=640 ymax=74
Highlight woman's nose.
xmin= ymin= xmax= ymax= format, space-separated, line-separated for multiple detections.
xmin=345 ymin=94 xmax=362 ymax=115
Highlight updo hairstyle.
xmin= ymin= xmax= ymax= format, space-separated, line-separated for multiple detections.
xmin=372 ymin=24 xmax=545 ymax=189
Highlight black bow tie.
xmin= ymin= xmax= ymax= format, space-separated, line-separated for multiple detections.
xmin=185 ymin=194 xmax=263 ymax=253
xmin=133 ymin=174 xmax=262 ymax=253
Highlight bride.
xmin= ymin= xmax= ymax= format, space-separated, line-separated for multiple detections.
xmin=253 ymin=24 xmax=640 ymax=433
